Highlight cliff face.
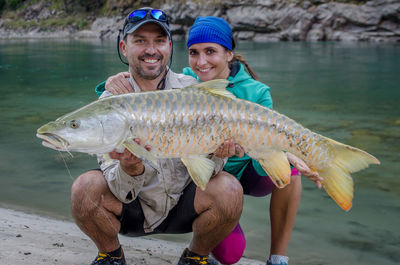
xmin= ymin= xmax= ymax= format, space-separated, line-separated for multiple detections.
xmin=1 ymin=0 xmax=399 ymax=42
xmin=163 ymin=0 xmax=400 ymax=42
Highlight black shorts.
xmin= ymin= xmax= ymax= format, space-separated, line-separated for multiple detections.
xmin=119 ymin=181 xmax=198 ymax=236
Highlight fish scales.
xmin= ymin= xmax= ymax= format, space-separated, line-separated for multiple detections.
xmin=116 ymin=89 xmax=227 ymax=157
xmin=87 ymin=88 xmax=326 ymax=164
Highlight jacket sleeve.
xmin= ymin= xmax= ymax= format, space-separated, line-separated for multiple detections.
xmin=256 ymin=83 xmax=273 ymax=109
xmin=95 ymin=81 xmax=106 ymax=97
xmin=97 ymin=154 xmax=153 ymax=203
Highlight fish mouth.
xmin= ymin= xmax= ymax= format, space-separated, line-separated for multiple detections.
xmin=36 ymin=133 xmax=69 ymax=151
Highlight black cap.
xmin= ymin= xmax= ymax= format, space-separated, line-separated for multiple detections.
xmin=122 ymin=7 xmax=171 ymax=39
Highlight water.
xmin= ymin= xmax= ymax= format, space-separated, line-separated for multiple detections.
xmin=0 ymin=39 xmax=399 ymax=264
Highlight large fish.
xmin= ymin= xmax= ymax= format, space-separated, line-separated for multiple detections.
xmin=37 ymin=80 xmax=379 ymax=211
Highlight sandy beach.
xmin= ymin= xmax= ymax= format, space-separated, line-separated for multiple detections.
xmin=0 ymin=207 xmax=263 ymax=265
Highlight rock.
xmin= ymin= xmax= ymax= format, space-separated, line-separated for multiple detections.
xmin=306 ymin=24 xmax=325 ymax=41
xmin=0 ymin=0 xmax=399 ymax=42
xmin=236 ymin=31 xmax=256 ymax=40
xmin=22 ymin=1 xmax=54 ymax=21
xmin=253 ymin=32 xmax=281 ymax=42
xmin=73 ymin=29 xmax=98 ymax=38
xmin=90 ymin=17 xmax=121 ymax=39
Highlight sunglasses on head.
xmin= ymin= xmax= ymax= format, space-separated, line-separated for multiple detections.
xmin=126 ymin=9 xmax=168 ymax=23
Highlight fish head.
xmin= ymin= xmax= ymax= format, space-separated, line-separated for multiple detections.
xmin=36 ymin=101 xmax=129 ymax=154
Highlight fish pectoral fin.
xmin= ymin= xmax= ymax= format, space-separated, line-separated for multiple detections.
xmin=181 ymin=155 xmax=216 ymax=191
xmin=122 ymin=140 xmax=158 ymax=169
xmin=256 ymin=150 xmax=291 ymax=188
xmin=192 ymin=79 xmax=236 ymax=99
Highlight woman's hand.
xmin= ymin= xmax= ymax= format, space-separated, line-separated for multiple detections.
xmin=105 ymin=71 xmax=133 ymax=95
xmin=214 ymin=138 xmax=244 ymax=158
xmin=286 ymin=152 xmax=324 ymax=189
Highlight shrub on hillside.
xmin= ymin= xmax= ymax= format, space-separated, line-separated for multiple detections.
xmin=8 ymin=0 xmax=25 ymax=10
xmin=77 ymin=0 xmax=105 ymax=11
xmin=0 ymin=0 xmax=5 ymax=13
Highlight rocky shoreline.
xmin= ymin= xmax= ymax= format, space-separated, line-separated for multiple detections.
xmin=0 ymin=0 xmax=399 ymax=42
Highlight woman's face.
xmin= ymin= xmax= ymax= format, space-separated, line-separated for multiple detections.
xmin=188 ymin=42 xmax=233 ymax=82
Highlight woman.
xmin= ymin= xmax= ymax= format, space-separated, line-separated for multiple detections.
xmin=99 ymin=16 xmax=322 ymax=265
xmin=184 ymin=17 xmax=323 ymax=265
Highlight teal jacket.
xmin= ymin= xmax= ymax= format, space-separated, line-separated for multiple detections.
xmin=95 ymin=81 xmax=106 ymax=97
xmin=183 ymin=63 xmax=273 ymax=180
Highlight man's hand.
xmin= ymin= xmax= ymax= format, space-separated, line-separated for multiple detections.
xmin=214 ymin=138 xmax=244 ymax=158
xmin=105 ymin=71 xmax=133 ymax=95
xmin=109 ymin=139 xmax=151 ymax=176
xmin=286 ymin=152 xmax=324 ymax=189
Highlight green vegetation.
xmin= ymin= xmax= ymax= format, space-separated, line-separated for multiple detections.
xmin=0 ymin=0 xmax=5 ymax=13
xmin=3 ymin=15 xmax=89 ymax=31
xmin=0 ymin=0 xmax=101 ymax=31
xmin=1 ymin=0 xmax=108 ymax=15
xmin=7 ymin=0 xmax=25 ymax=10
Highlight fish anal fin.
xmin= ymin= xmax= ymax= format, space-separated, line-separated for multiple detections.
xmin=181 ymin=155 xmax=215 ymax=190
xmin=255 ymin=150 xmax=291 ymax=188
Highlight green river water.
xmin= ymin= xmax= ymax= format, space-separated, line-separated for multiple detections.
xmin=0 ymin=39 xmax=399 ymax=264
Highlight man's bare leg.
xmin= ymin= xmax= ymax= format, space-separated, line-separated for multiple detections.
xmin=71 ymin=170 xmax=123 ymax=253
xmin=189 ymin=171 xmax=243 ymax=255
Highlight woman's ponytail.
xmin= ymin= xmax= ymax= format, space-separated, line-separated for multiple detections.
xmin=232 ymin=53 xmax=259 ymax=80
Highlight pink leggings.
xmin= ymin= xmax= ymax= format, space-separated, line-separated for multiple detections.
xmin=212 ymin=168 xmax=300 ymax=264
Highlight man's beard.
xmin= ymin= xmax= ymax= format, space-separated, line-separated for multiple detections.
xmin=134 ymin=65 xmax=164 ymax=80
xmin=133 ymin=54 xmax=166 ymax=80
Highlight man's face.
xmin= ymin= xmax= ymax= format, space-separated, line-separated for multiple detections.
xmin=121 ymin=23 xmax=172 ymax=80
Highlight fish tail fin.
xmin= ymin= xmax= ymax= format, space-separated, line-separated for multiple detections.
xmin=319 ymin=137 xmax=380 ymax=211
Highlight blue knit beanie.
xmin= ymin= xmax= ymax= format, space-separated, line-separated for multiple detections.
xmin=187 ymin=17 xmax=233 ymax=51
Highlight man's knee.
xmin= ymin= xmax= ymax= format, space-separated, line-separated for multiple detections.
xmin=71 ymin=170 xmax=107 ymax=217
xmin=71 ymin=170 xmax=105 ymax=199
xmin=208 ymin=171 xmax=243 ymax=220
xmin=213 ymin=171 xmax=243 ymax=197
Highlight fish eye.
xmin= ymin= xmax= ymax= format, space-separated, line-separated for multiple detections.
xmin=69 ymin=120 xmax=80 ymax=129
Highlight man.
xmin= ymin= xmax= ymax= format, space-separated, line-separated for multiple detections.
xmin=70 ymin=8 xmax=243 ymax=265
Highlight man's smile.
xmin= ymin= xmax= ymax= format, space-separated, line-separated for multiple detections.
xmin=143 ymin=58 xmax=160 ymax=64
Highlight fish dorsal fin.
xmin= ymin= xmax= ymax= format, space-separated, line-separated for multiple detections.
xmin=191 ymin=79 xmax=236 ymax=99
xmin=181 ymin=155 xmax=216 ymax=190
